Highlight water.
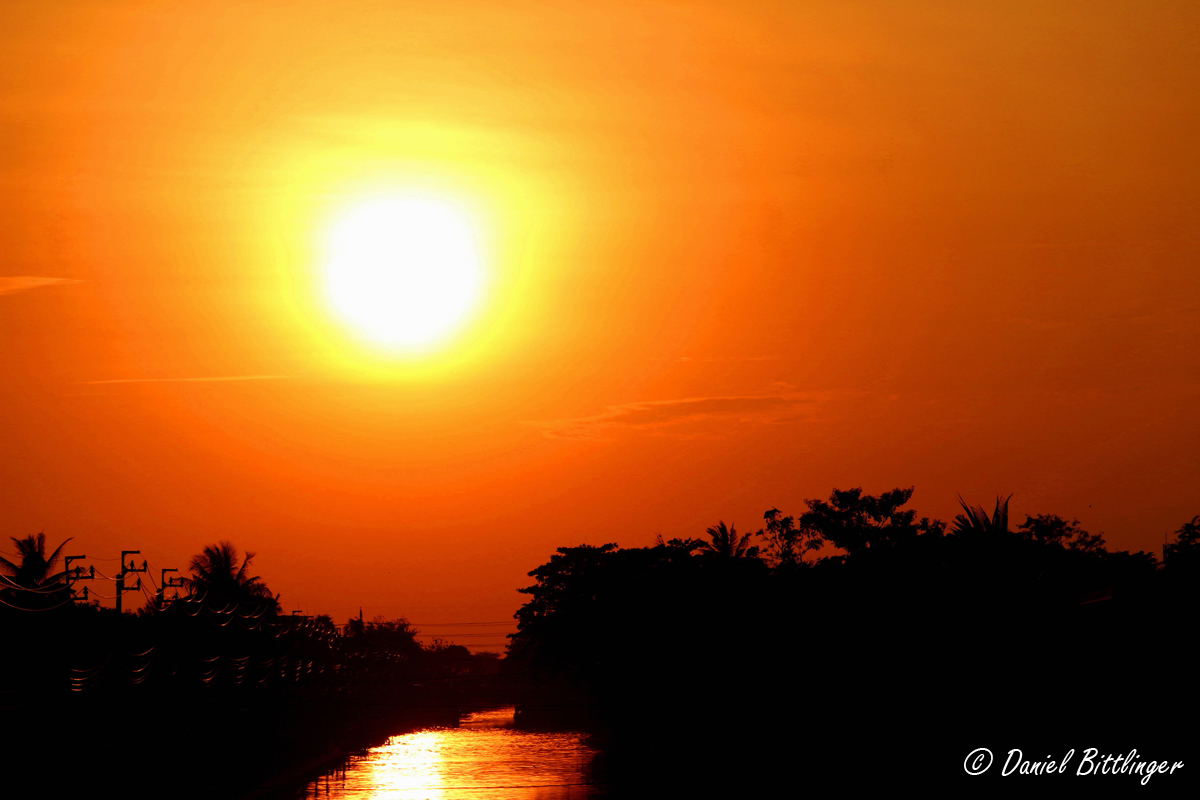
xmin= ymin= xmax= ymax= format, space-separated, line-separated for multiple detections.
xmin=298 ymin=707 xmax=602 ymax=800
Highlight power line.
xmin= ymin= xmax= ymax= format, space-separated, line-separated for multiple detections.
xmin=415 ymin=632 xmax=514 ymax=638
xmin=409 ymin=621 xmax=515 ymax=627
xmin=0 ymin=575 xmax=71 ymax=593
xmin=0 ymin=594 xmax=74 ymax=611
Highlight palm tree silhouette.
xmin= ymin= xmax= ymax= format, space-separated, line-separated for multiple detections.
xmin=186 ymin=541 xmax=277 ymax=608
xmin=699 ymin=522 xmax=759 ymax=558
xmin=951 ymin=495 xmax=1012 ymax=536
xmin=0 ymin=533 xmax=72 ymax=589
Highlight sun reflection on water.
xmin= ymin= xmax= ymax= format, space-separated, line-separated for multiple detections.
xmin=365 ymin=731 xmax=447 ymax=798
xmin=299 ymin=707 xmax=600 ymax=800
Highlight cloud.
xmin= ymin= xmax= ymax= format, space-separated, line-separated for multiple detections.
xmin=0 ymin=276 xmax=82 ymax=296
xmin=526 ymin=393 xmax=818 ymax=441
xmin=78 ymin=375 xmax=295 ymax=385
xmin=675 ymin=355 xmax=779 ymax=363
xmin=652 ymin=355 xmax=781 ymax=363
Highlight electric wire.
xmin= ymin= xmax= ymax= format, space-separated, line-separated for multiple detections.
xmin=0 ymin=594 xmax=74 ymax=611
xmin=0 ymin=574 xmax=71 ymax=593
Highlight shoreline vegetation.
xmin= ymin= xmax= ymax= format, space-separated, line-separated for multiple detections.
xmin=508 ymin=489 xmax=1199 ymax=792
xmin=1 ymin=542 xmax=517 ymax=798
xmin=4 ymin=488 xmax=1199 ymax=794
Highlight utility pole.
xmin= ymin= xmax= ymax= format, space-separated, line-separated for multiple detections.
xmin=158 ymin=568 xmax=184 ymax=606
xmin=115 ymin=550 xmax=146 ymax=615
xmin=64 ymin=555 xmax=94 ymax=602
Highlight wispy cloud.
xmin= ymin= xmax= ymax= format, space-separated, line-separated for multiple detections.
xmin=0 ymin=276 xmax=82 ymax=296
xmin=526 ymin=393 xmax=819 ymax=441
xmin=649 ymin=355 xmax=781 ymax=363
xmin=673 ymin=355 xmax=779 ymax=363
xmin=78 ymin=375 xmax=295 ymax=385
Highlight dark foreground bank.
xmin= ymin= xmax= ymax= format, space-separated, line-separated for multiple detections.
xmin=505 ymin=497 xmax=1200 ymax=794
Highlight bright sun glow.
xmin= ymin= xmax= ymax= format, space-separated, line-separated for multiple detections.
xmin=323 ymin=194 xmax=484 ymax=350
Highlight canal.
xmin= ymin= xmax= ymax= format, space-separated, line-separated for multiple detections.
xmin=295 ymin=707 xmax=603 ymax=799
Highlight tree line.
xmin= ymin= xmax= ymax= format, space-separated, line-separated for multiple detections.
xmin=1 ymin=539 xmax=503 ymax=797
xmin=505 ymin=488 xmax=1200 ymax=792
xmin=5 ymin=488 xmax=1196 ymax=793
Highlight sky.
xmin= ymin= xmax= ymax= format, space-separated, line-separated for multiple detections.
xmin=2 ymin=0 xmax=1198 ymax=648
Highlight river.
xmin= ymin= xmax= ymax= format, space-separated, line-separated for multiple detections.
xmin=294 ymin=707 xmax=603 ymax=799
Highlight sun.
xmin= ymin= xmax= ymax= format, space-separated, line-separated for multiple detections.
xmin=322 ymin=194 xmax=485 ymax=351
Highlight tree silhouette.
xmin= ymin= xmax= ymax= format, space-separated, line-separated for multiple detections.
xmin=799 ymin=487 xmax=941 ymax=555
xmin=699 ymin=521 xmax=758 ymax=558
xmin=756 ymin=508 xmax=822 ymax=566
xmin=1016 ymin=514 xmax=1106 ymax=553
xmin=951 ymin=494 xmax=1011 ymax=536
xmin=186 ymin=541 xmax=277 ymax=609
xmin=0 ymin=533 xmax=71 ymax=589
xmin=1164 ymin=515 xmax=1200 ymax=571
xmin=343 ymin=615 xmax=422 ymax=667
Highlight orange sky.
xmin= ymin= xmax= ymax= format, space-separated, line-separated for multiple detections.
xmin=3 ymin=0 xmax=1198 ymax=648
